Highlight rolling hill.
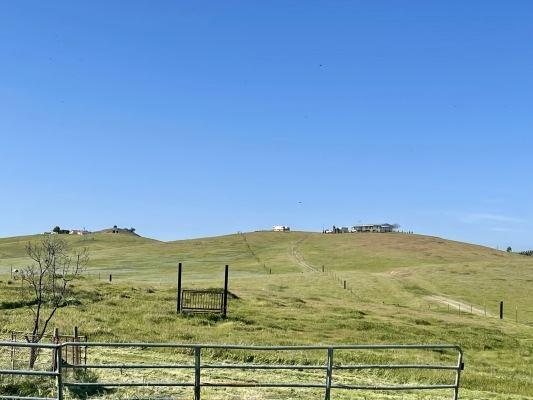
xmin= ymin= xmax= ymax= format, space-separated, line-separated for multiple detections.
xmin=0 ymin=231 xmax=532 ymax=399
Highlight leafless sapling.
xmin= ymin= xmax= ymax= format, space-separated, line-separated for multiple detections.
xmin=18 ymin=236 xmax=88 ymax=368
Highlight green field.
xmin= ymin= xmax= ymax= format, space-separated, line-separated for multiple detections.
xmin=0 ymin=231 xmax=532 ymax=399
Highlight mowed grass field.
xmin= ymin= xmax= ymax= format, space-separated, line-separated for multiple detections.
xmin=0 ymin=231 xmax=532 ymax=399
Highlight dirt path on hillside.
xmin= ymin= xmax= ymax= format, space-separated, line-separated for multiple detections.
xmin=290 ymin=237 xmax=317 ymax=272
xmin=425 ymin=295 xmax=494 ymax=317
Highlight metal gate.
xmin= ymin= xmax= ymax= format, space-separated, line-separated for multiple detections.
xmin=181 ymin=290 xmax=225 ymax=313
xmin=0 ymin=342 xmax=464 ymax=400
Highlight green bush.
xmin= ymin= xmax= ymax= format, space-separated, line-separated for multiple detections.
xmin=67 ymin=369 xmax=110 ymax=399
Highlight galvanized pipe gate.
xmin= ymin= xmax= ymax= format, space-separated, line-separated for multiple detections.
xmin=0 ymin=342 xmax=464 ymax=400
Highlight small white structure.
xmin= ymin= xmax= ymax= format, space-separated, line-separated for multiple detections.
xmin=326 ymin=226 xmax=350 ymax=234
xmin=70 ymin=229 xmax=90 ymax=236
xmin=272 ymin=225 xmax=290 ymax=232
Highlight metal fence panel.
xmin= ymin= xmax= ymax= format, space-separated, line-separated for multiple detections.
xmin=0 ymin=342 xmax=464 ymax=400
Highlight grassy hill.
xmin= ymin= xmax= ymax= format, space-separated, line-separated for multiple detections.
xmin=0 ymin=231 xmax=532 ymax=399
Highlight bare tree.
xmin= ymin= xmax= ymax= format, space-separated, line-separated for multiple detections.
xmin=18 ymin=236 xmax=88 ymax=367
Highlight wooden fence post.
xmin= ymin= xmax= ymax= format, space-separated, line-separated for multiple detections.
xmin=500 ymin=301 xmax=504 ymax=319
xmin=52 ymin=328 xmax=59 ymax=371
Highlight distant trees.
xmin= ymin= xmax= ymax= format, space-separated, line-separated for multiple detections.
xmin=331 ymin=225 xmax=342 ymax=234
xmin=19 ymin=236 xmax=88 ymax=367
xmin=506 ymin=246 xmax=513 ymax=253
xmin=52 ymin=226 xmax=70 ymax=234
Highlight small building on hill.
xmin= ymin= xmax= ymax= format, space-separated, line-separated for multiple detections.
xmin=352 ymin=223 xmax=395 ymax=233
xmin=272 ymin=225 xmax=290 ymax=232
xmin=69 ymin=229 xmax=91 ymax=236
xmin=325 ymin=226 xmax=350 ymax=234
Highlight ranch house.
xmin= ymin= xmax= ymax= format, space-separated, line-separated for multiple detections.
xmin=352 ymin=224 xmax=395 ymax=233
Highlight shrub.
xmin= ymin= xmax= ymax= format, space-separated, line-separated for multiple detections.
xmin=67 ymin=369 xmax=110 ymax=399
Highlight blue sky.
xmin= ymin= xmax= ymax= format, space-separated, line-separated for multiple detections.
xmin=1 ymin=1 xmax=532 ymax=249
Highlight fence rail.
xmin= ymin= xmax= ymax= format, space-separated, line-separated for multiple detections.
xmin=0 ymin=342 xmax=464 ymax=400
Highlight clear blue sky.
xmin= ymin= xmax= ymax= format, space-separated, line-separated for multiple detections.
xmin=1 ymin=1 xmax=532 ymax=249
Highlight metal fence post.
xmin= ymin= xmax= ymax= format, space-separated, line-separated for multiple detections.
xmin=10 ymin=331 xmax=15 ymax=371
xmin=223 ymin=265 xmax=229 ymax=317
xmin=52 ymin=328 xmax=59 ymax=371
xmin=324 ymin=347 xmax=333 ymax=400
xmin=194 ymin=346 xmax=201 ymax=400
xmin=177 ymin=263 xmax=182 ymax=314
xmin=453 ymin=348 xmax=464 ymax=400
xmin=56 ymin=345 xmax=63 ymax=400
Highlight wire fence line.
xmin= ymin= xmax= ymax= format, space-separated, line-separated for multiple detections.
xmin=4 ymin=260 xmax=529 ymax=326
xmin=317 ymin=266 xmax=533 ymax=326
